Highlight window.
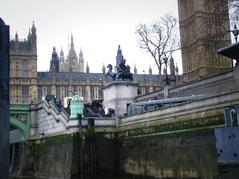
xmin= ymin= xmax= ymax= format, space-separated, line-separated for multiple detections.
xmin=22 ymin=62 xmax=28 ymax=78
xmin=47 ymin=86 xmax=51 ymax=95
xmin=38 ymin=86 xmax=42 ymax=101
xmin=56 ymin=86 xmax=60 ymax=98
xmin=64 ymin=86 xmax=68 ymax=97
xmin=22 ymin=85 xmax=29 ymax=103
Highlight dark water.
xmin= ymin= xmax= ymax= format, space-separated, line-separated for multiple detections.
xmin=10 ymin=177 xmax=134 ymax=179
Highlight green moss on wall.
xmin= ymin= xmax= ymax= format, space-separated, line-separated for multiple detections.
xmin=119 ymin=115 xmax=224 ymax=138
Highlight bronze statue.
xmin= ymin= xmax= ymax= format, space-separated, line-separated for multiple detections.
xmin=106 ymin=59 xmax=133 ymax=81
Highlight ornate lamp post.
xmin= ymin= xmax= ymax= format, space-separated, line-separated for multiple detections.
xmin=230 ymin=24 xmax=239 ymax=43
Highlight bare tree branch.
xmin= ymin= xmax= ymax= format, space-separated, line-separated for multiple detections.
xmin=136 ymin=14 xmax=180 ymax=75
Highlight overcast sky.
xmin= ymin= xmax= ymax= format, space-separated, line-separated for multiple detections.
xmin=0 ymin=0 xmax=182 ymax=74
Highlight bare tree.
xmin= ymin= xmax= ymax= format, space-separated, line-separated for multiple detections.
xmin=228 ymin=0 xmax=239 ymax=22
xmin=135 ymin=14 xmax=180 ymax=75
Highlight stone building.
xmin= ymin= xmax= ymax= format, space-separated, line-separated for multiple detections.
xmin=10 ymin=23 xmax=38 ymax=104
xmin=10 ymin=24 xmax=177 ymax=104
xmin=178 ymin=0 xmax=232 ymax=82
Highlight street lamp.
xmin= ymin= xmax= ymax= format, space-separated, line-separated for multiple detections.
xmin=231 ymin=24 xmax=239 ymax=43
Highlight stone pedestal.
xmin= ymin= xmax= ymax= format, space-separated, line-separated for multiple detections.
xmin=103 ymin=81 xmax=138 ymax=125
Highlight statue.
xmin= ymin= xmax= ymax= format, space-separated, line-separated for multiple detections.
xmin=106 ymin=64 xmax=116 ymax=81
xmin=106 ymin=59 xmax=133 ymax=81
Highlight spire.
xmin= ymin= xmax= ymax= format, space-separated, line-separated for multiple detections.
xmin=15 ymin=32 xmax=19 ymax=50
xmin=79 ymin=48 xmax=84 ymax=72
xmin=50 ymin=46 xmax=59 ymax=72
xmin=102 ymin=64 xmax=106 ymax=74
xmin=31 ymin=21 xmax=36 ymax=34
xmin=60 ymin=47 xmax=64 ymax=57
xmin=134 ymin=64 xmax=137 ymax=75
xmin=149 ymin=65 xmax=152 ymax=75
xmin=27 ymin=29 xmax=31 ymax=41
xmin=15 ymin=32 xmax=18 ymax=41
xmin=86 ymin=62 xmax=89 ymax=73
xmin=30 ymin=21 xmax=37 ymax=54
xmin=70 ymin=34 xmax=74 ymax=50
xmin=79 ymin=48 xmax=83 ymax=57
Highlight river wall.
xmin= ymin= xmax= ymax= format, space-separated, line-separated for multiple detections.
xmin=11 ymin=127 xmax=230 ymax=179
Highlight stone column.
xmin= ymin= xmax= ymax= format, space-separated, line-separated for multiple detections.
xmin=0 ymin=17 xmax=10 ymax=179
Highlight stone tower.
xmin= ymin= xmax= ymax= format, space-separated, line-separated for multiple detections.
xmin=178 ymin=0 xmax=232 ymax=82
xmin=10 ymin=22 xmax=38 ymax=103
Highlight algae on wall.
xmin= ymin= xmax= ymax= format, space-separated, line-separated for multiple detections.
xmin=26 ymin=134 xmax=75 ymax=179
xmin=118 ymin=129 xmax=219 ymax=179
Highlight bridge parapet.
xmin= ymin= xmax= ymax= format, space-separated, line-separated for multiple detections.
xmin=119 ymin=90 xmax=239 ymax=136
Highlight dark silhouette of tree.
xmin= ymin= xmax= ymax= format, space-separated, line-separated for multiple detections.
xmin=135 ymin=14 xmax=180 ymax=75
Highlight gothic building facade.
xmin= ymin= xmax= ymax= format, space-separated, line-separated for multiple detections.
xmin=10 ymin=23 xmax=38 ymax=104
xmin=178 ymin=0 xmax=232 ymax=82
xmin=58 ymin=35 xmax=84 ymax=73
xmin=10 ymin=24 xmax=176 ymax=104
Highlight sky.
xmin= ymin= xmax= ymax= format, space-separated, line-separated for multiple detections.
xmin=0 ymin=0 xmax=182 ymax=74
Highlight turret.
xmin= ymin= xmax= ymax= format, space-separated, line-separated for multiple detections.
xmin=30 ymin=21 xmax=37 ymax=54
xmin=50 ymin=47 xmax=59 ymax=72
xmin=15 ymin=32 xmax=19 ymax=50
xmin=70 ymin=34 xmax=74 ymax=50
xmin=86 ymin=62 xmax=89 ymax=73
xmin=134 ymin=64 xmax=137 ymax=75
xmin=102 ymin=64 xmax=106 ymax=74
xmin=79 ymin=48 xmax=84 ymax=72
xmin=59 ymin=47 xmax=65 ymax=72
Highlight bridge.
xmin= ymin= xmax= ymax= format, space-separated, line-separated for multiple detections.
xmin=10 ymin=104 xmax=31 ymax=143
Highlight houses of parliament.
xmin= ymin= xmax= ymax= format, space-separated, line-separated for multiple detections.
xmin=10 ymin=0 xmax=232 ymax=105
xmin=10 ymin=23 xmax=172 ymax=104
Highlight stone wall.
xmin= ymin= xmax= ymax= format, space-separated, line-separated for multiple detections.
xmin=36 ymin=105 xmax=67 ymax=136
xmin=11 ymin=128 xmax=239 ymax=179
xmin=30 ymin=100 xmax=78 ymax=138
xmin=118 ymin=129 xmax=219 ymax=179
xmin=23 ymin=135 xmax=75 ymax=179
